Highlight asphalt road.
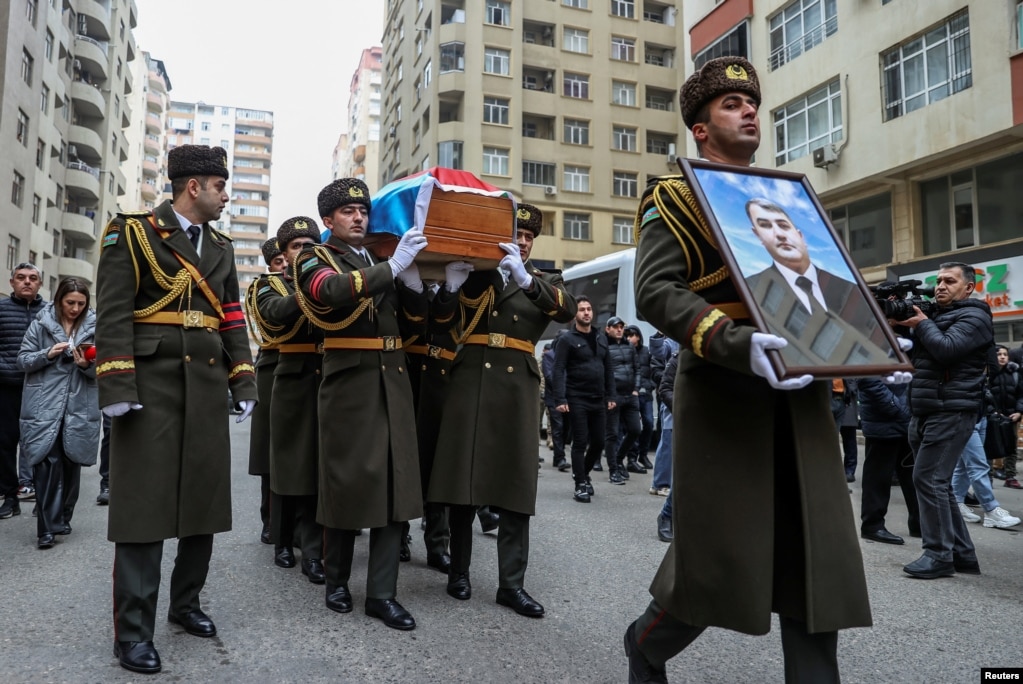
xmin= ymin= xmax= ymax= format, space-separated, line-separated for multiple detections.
xmin=0 ymin=422 xmax=1020 ymax=683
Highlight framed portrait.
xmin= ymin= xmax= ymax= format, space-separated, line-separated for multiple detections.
xmin=678 ymin=158 xmax=912 ymax=379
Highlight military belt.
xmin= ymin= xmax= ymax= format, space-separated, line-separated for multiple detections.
xmin=405 ymin=344 xmax=457 ymax=361
xmin=277 ymin=343 xmax=323 ymax=354
xmin=135 ymin=311 xmax=220 ymax=329
xmin=321 ymin=336 xmax=402 ymax=351
xmin=463 ymin=333 xmax=534 ymax=354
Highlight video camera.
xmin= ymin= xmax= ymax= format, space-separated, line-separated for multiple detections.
xmin=869 ymin=279 xmax=937 ymax=322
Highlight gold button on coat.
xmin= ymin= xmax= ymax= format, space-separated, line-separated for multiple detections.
xmin=485 ymin=362 xmax=491 ymax=369
xmin=208 ymin=358 xmax=215 ymax=366
xmin=507 ymin=366 xmax=514 ymax=373
xmin=184 ymin=355 xmax=191 ymax=362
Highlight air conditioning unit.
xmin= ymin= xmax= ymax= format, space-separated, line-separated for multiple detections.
xmin=812 ymin=144 xmax=839 ymax=168
xmin=666 ymin=142 xmax=677 ymax=164
xmin=68 ymin=145 xmax=78 ymax=158
xmin=544 ymin=185 xmax=557 ymax=196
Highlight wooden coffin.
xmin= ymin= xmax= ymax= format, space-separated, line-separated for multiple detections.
xmin=365 ymin=190 xmax=515 ymax=280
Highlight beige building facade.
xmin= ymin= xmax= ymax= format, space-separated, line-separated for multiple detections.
xmin=121 ymin=50 xmax=169 ymax=213
xmin=333 ymin=46 xmax=383 ymax=192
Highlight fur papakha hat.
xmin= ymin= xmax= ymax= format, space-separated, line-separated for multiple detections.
xmin=168 ymin=145 xmax=230 ymax=180
xmin=680 ymin=56 xmax=761 ymax=130
xmin=276 ymin=216 xmax=322 ymax=248
xmin=516 ymin=202 xmax=543 ymax=237
xmin=260 ymin=237 xmax=282 ymax=266
xmin=318 ymin=178 xmax=371 ymax=218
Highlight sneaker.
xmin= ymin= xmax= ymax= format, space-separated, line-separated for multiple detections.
xmin=592 ymin=463 xmax=603 ymax=472
xmin=584 ymin=478 xmax=594 ymax=496
xmin=655 ymin=487 xmax=670 ymax=497
xmin=649 ymin=487 xmax=659 ymax=496
xmin=1005 ymin=478 xmax=1022 ymax=490
xmin=96 ymin=488 xmax=110 ymax=506
xmin=609 ymin=470 xmax=625 ymax=486
xmin=983 ymin=507 xmax=1021 ymax=529
xmin=958 ymin=503 xmax=982 ymax=523
xmin=0 ymin=497 xmax=21 ymax=519
xmin=573 ymin=485 xmax=591 ymax=503
xmin=17 ymin=485 xmax=35 ymax=500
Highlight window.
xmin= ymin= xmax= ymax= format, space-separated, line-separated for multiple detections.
xmin=44 ymin=30 xmax=53 ymax=61
xmin=12 ymin=171 xmax=25 ymax=208
xmin=482 ymin=146 xmax=509 ymax=176
xmin=769 ymin=0 xmax=838 ymax=70
xmin=695 ymin=22 xmax=749 ymax=68
xmin=21 ymin=49 xmax=33 ymax=85
xmin=647 ymin=133 xmax=674 ymax=155
xmin=564 ymin=118 xmax=589 ymax=145
xmin=440 ymin=43 xmax=465 ymax=72
xmin=645 ymin=88 xmax=674 ymax=111
xmin=564 ymin=0 xmax=588 ymax=7
xmin=564 ymin=73 xmax=589 ymax=99
xmin=16 ymin=109 xmax=29 ymax=146
xmin=423 ymin=59 xmax=432 ymax=87
xmin=612 ymin=216 xmax=634 ymax=244
xmin=201 ymin=121 xmax=211 ymax=131
xmin=563 ymin=165 xmax=590 ymax=192
xmin=611 ymin=36 xmax=635 ymax=61
xmin=486 ymin=0 xmax=510 ymax=26
xmin=523 ymin=161 xmax=556 ymax=186
xmin=774 ymin=79 xmax=842 ymax=165
xmin=611 ymin=0 xmax=635 ymax=19
xmin=612 ymin=80 xmax=637 ymax=106
xmin=645 ymin=45 xmax=674 ymax=67
xmin=35 ymin=139 xmax=45 ymax=169
xmin=27 ymin=0 xmax=37 ymax=24
xmin=881 ymin=9 xmax=971 ymax=122
xmin=483 ymin=96 xmax=510 ymax=125
xmin=827 ymin=193 xmax=893 ymax=268
xmin=40 ymin=84 xmax=49 ymax=113
xmin=7 ymin=236 xmax=21 ymax=271
xmin=563 ymin=213 xmax=591 ymax=240
xmin=116 ymin=57 xmax=122 ymax=77
xmin=32 ymin=194 xmax=41 ymax=224
xmin=612 ymin=125 xmax=637 ymax=151
xmin=1018 ymin=0 xmax=1023 ymax=50
xmin=484 ymin=48 xmax=510 ymax=75
xmin=564 ymin=28 xmax=589 ymax=53
xmin=613 ymin=171 xmax=638 ymax=197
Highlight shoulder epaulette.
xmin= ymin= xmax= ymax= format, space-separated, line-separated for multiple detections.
xmin=533 ymin=267 xmax=563 ymax=276
xmin=211 ymin=228 xmax=233 ymax=242
xmin=117 ymin=210 xmax=152 ymax=218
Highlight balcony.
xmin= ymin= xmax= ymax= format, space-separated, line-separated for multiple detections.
xmin=143 ymin=134 xmax=160 ymax=155
xmin=143 ymin=158 xmax=160 ymax=177
xmin=234 ymin=146 xmax=271 ymax=161
xmin=146 ymin=90 xmax=163 ymax=113
xmin=125 ymin=31 xmax=136 ymax=62
xmin=73 ymin=35 xmax=109 ymax=81
xmin=61 ymin=211 xmax=98 ymax=244
xmin=77 ymin=1 xmax=111 ymax=41
xmin=148 ymin=70 xmax=167 ymax=94
xmin=65 ymin=162 xmax=101 ymax=203
xmin=70 ymin=79 xmax=106 ymax=118
xmin=121 ymin=98 xmax=132 ymax=128
xmin=69 ymin=124 xmax=103 ymax=161
xmin=141 ymin=181 xmax=158 ymax=202
xmin=145 ymin=112 xmax=161 ymax=134
xmin=58 ymin=256 xmax=95 ymax=284
xmin=354 ymin=145 xmax=367 ymax=163
xmin=233 ymin=132 xmax=270 ymax=146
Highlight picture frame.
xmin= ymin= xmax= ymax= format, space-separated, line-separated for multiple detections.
xmin=677 ymin=158 xmax=912 ymax=379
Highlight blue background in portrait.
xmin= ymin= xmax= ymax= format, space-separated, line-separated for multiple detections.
xmin=691 ymin=167 xmax=855 ymax=281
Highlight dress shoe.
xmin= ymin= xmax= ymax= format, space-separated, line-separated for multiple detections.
xmin=861 ymin=528 xmax=904 ymax=545
xmin=325 ymin=585 xmax=353 ymax=613
xmin=400 ymin=534 xmax=412 ymax=562
xmin=365 ymin=598 xmax=416 ymax=630
xmin=496 ymin=587 xmax=545 ymax=618
xmin=427 ymin=552 xmax=451 ymax=574
xmin=624 ymin=621 xmax=668 ymax=684
xmin=903 ymin=554 xmax=955 ymax=579
xmin=845 ymin=473 xmax=856 ymax=483
xmin=556 ymin=460 xmax=571 ymax=472
xmin=114 ymin=640 xmax=161 ymax=674
xmin=168 ymin=608 xmax=217 ymax=637
xmin=37 ymin=533 xmax=55 ymax=549
xmin=301 ymin=558 xmax=326 ymax=584
xmin=627 ymin=461 xmax=648 ymax=474
xmin=953 ymin=557 xmax=982 ymax=575
xmin=656 ymin=512 xmax=673 ymax=543
xmin=1005 ymin=478 xmax=1022 ymax=489
xmin=96 ymin=488 xmax=110 ymax=506
xmin=591 ymin=463 xmax=603 ymax=472
xmin=259 ymin=523 xmax=271 ymax=545
xmin=639 ymin=455 xmax=654 ymax=470
xmin=478 ymin=511 xmax=499 ymax=534
xmin=446 ymin=572 xmax=472 ymax=600
xmin=620 ymin=466 xmax=630 ymax=480
xmin=58 ymin=524 xmax=71 ymax=535
xmin=274 ymin=546 xmax=296 ymax=568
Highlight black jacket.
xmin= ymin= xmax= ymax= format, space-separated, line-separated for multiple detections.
xmin=657 ymin=351 xmax=679 ymax=406
xmin=857 ymin=377 xmax=911 ymax=440
xmin=635 ymin=343 xmax=655 ymax=395
xmin=0 ymin=292 xmax=45 ymax=386
xmin=987 ymin=361 xmax=1023 ymax=418
xmin=607 ymin=334 xmax=639 ymax=397
xmin=908 ymin=298 xmax=993 ymax=416
xmin=552 ymin=326 xmax=614 ymax=405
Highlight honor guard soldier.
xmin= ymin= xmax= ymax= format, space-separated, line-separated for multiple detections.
xmin=244 ymin=238 xmax=287 ymax=546
xmin=95 ymin=145 xmax=257 ymax=675
xmin=256 ymin=217 xmax=325 ymax=583
xmin=293 ymin=178 xmax=438 ymax=630
xmin=623 ymin=58 xmax=874 ymax=683
xmin=429 ymin=203 xmax=576 ymax=617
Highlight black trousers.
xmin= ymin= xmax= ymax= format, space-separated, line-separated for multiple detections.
xmin=840 ymin=425 xmax=858 ymax=476
xmin=543 ymin=397 xmax=567 ymax=463
xmin=860 ymin=435 xmax=919 ymax=535
xmin=0 ymin=384 xmax=23 ymax=498
xmin=634 ymin=600 xmax=840 ymax=683
xmin=605 ymin=394 xmax=641 ymax=467
xmin=323 ymin=522 xmax=402 ymax=599
xmin=112 ymin=534 xmax=214 ymax=642
xmin=32 ymin=439 xmax=81 ymax=537
xmin=270 ymin=492 xmax=322 ymax=560
xmin=567 ymin=398 xmax=605 ymax=484
xmin=449 ymin=505 xmax=530 ymax=588
xmin=98 ymin=413 xmax=111 ymax=490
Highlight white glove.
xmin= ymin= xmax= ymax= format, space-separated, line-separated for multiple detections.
xmin=896 ymin=337 xmax=913 ymax=352
xmin=396 ymin=262 xmax=424 ymax=293
xmin=444 ymin=261 xmax=474 ymax=293
xmin=102 ymin=402 xmax=143 ymax=418
xmin=235 ymin=399 xmax=256 ymax=423
xmin=388 ymin=227 xmax=428 ymax=277
xmin=498 ymin=242 xmax=533 ymax=289
xmin=882 ymin=371 xmax=913 ymax=385
xmin=749 ymin=332 xmax=814 ymax=391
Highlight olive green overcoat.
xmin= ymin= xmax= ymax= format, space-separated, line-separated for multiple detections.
xmin=245 ymin=274 xmax=279 ymax=478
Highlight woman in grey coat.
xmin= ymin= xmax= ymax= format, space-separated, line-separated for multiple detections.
xmin=17 ymin=277 xmax=100 ymax=549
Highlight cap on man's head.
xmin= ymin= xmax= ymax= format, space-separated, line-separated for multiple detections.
xmin=277 ymin=216 xmax=322 ymax=247
xmin=624 ymin=325 xmax=641 ymax=337
xmin=260 ymin=238 xmax=282 ymax=266
xmin=318 ymin=178 xmax=371 ymax=218
xmin=516 ymin=202 xmax=543 ymax=237
xmin=679 ymin=56 xmax=761 ymax=130
xmin=606 ymin=316 xmax=625 ymax=327
xmin=168 ymin=145 xmax=230 ymax=180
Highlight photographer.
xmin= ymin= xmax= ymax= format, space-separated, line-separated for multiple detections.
xmin=898 ymin=262 xmax=993 ymax=579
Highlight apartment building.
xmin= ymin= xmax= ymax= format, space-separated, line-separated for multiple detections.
xmin=379 ymin=0 xmax=687 ymax=269
xmin=1 ymin=0 xmax=137 ymax=296
xmin=687 ymin=0 xmax=1023 ymax=345
xmin=164 ymin=100 xmax=274 ymax=288
xmin=333 ymin=47 xmax=383 ymax=191
xmin=121 ymin=50 xmax=169 ymax=212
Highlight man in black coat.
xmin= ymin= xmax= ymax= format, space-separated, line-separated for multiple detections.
xmin=899 ymin=261 xmax=993 ymax=579
xmin=626 ymin=325 xmax=655 ymax=470
xmin=604 ymin=316 xmax=641 ymax=484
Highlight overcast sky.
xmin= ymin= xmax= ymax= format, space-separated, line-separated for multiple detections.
xmin=132 ymin=0 xmax=386 ymax=231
